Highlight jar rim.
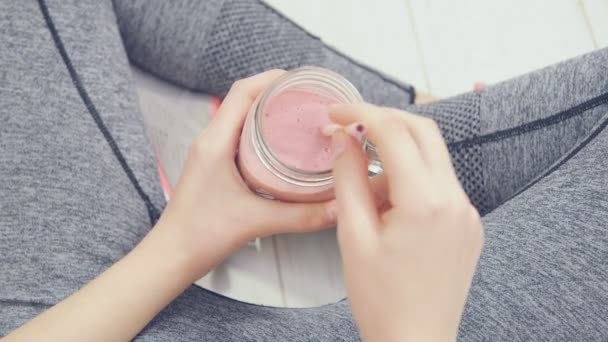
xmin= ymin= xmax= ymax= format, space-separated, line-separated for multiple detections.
xmin=251 ymin=66 xmax=364 ymax=187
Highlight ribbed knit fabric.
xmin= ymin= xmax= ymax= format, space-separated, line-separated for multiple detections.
xmin=406 ymin=92 xmax=489 ymax=212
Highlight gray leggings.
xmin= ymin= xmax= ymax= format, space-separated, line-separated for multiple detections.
xmin=1 ymin=0 xmax=607 ymax=341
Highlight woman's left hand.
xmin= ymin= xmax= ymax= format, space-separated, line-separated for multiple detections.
xmin=5 ymin=70 xmax=335 ymax=342
xmin=158 ymin=69 xmax=335 ymax=275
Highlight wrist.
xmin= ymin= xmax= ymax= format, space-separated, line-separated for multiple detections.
xmin=138 ymin=220 xmax=204 ymax=284
xmin=149 ymin=211 xmax=243 ymax=282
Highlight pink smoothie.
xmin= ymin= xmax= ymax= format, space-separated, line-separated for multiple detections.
xmin=261 ymin=90 xmax=338 ymax=172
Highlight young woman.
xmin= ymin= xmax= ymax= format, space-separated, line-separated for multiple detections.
xmin=1 ymin=0 xmax=607 ymax=340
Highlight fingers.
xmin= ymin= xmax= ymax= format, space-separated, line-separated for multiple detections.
xmin=391 ymin=110 xmax=456 ymax=180
xmin=251 ymin=199 xmax=336 ymax=236
xmin=331 ymin=104 xmax=454 ymax=175
xmin=387 ymin=110 xmax=462 ymax=194
xmin=203 ymin=69 xmax=286 ymax=154
xmin=331 ymin=131 xmax=379 ymax=244
xmin=329 ymin=103 xmax=430 ymax=205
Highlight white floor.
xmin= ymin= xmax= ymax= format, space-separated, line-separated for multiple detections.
xmin=133 ymin=0 xmax=607 ymax=308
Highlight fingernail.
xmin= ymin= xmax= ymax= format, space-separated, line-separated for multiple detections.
xmin=332 ymin=131 xmax=348 ymax=159
xmin=344 ymin=122 xmax=366 ymax=142
xmin=321 ymin=123 xmax=343 ymax=137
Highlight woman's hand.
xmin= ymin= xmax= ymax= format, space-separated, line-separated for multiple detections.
xmin=158 ymin=69 xmax=335 ymax=275
xmin=5 ymin=70 xmax=335 ymax=342
xmin=329 ymin=103 xmax=484 ymax=342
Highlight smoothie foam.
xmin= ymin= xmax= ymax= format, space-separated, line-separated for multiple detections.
xmin=261 ymin=90 xmax=338 ymax=172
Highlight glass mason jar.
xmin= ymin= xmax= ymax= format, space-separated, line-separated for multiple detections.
xmin=237 ymin=66 xmax=381 ymax=202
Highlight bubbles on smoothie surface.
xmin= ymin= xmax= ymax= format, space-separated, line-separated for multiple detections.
xmin=261 ymin=90 xmax=338 ymax=172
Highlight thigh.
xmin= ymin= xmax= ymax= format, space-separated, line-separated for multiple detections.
xmin=408 ymin=48 xmax=608 ymax=214
xmin=459 ymin=108 xmax=608 ymax=340
xmin=0 ymin=0 xmax=164 ymax=333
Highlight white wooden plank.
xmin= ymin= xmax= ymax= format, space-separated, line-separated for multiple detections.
xmin=274 ymin=230 xmax=345 ymax=308
xmin=194 ymin=237 xmax=284 ymax=307
xmin=263 ymin=0 xmax=429 ymax=91
xmin=582 ymin=0 xmax=608 ymax=48
xmin=132 ymin=66 xmax=284 ymax=306
xmin=408 ymin=0 xmax=597 ymax=97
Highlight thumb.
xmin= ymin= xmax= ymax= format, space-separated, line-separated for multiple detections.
xmin=252 ymin=199 xmax=335 ymax=237
xmin=331 ymin=131 xmax=379 ymax=245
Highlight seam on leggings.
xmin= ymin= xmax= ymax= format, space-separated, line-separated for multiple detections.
xmin=475 ymin=91 xmax=491 ymax=215
xmin=0 ymin=298 xmax=53 ymax=308
xmin=255 ymin=0 xmax=417 ymax=101
xmin=494 ymin=111 xmax=608 ymax=214
xmin=37 ymin=0 xmax=160 ymax=224
xmin=448 ymin=91 xmax=608 ymax=150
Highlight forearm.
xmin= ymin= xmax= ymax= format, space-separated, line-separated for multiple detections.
xmin=113 ymin=0 xmax=414 ymax=108
xmin=5 ymin=222 xmax=206 ymax=342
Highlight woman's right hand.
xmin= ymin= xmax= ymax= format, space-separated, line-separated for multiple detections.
xmin=328 ymin=103 xmax=484 ymax=342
